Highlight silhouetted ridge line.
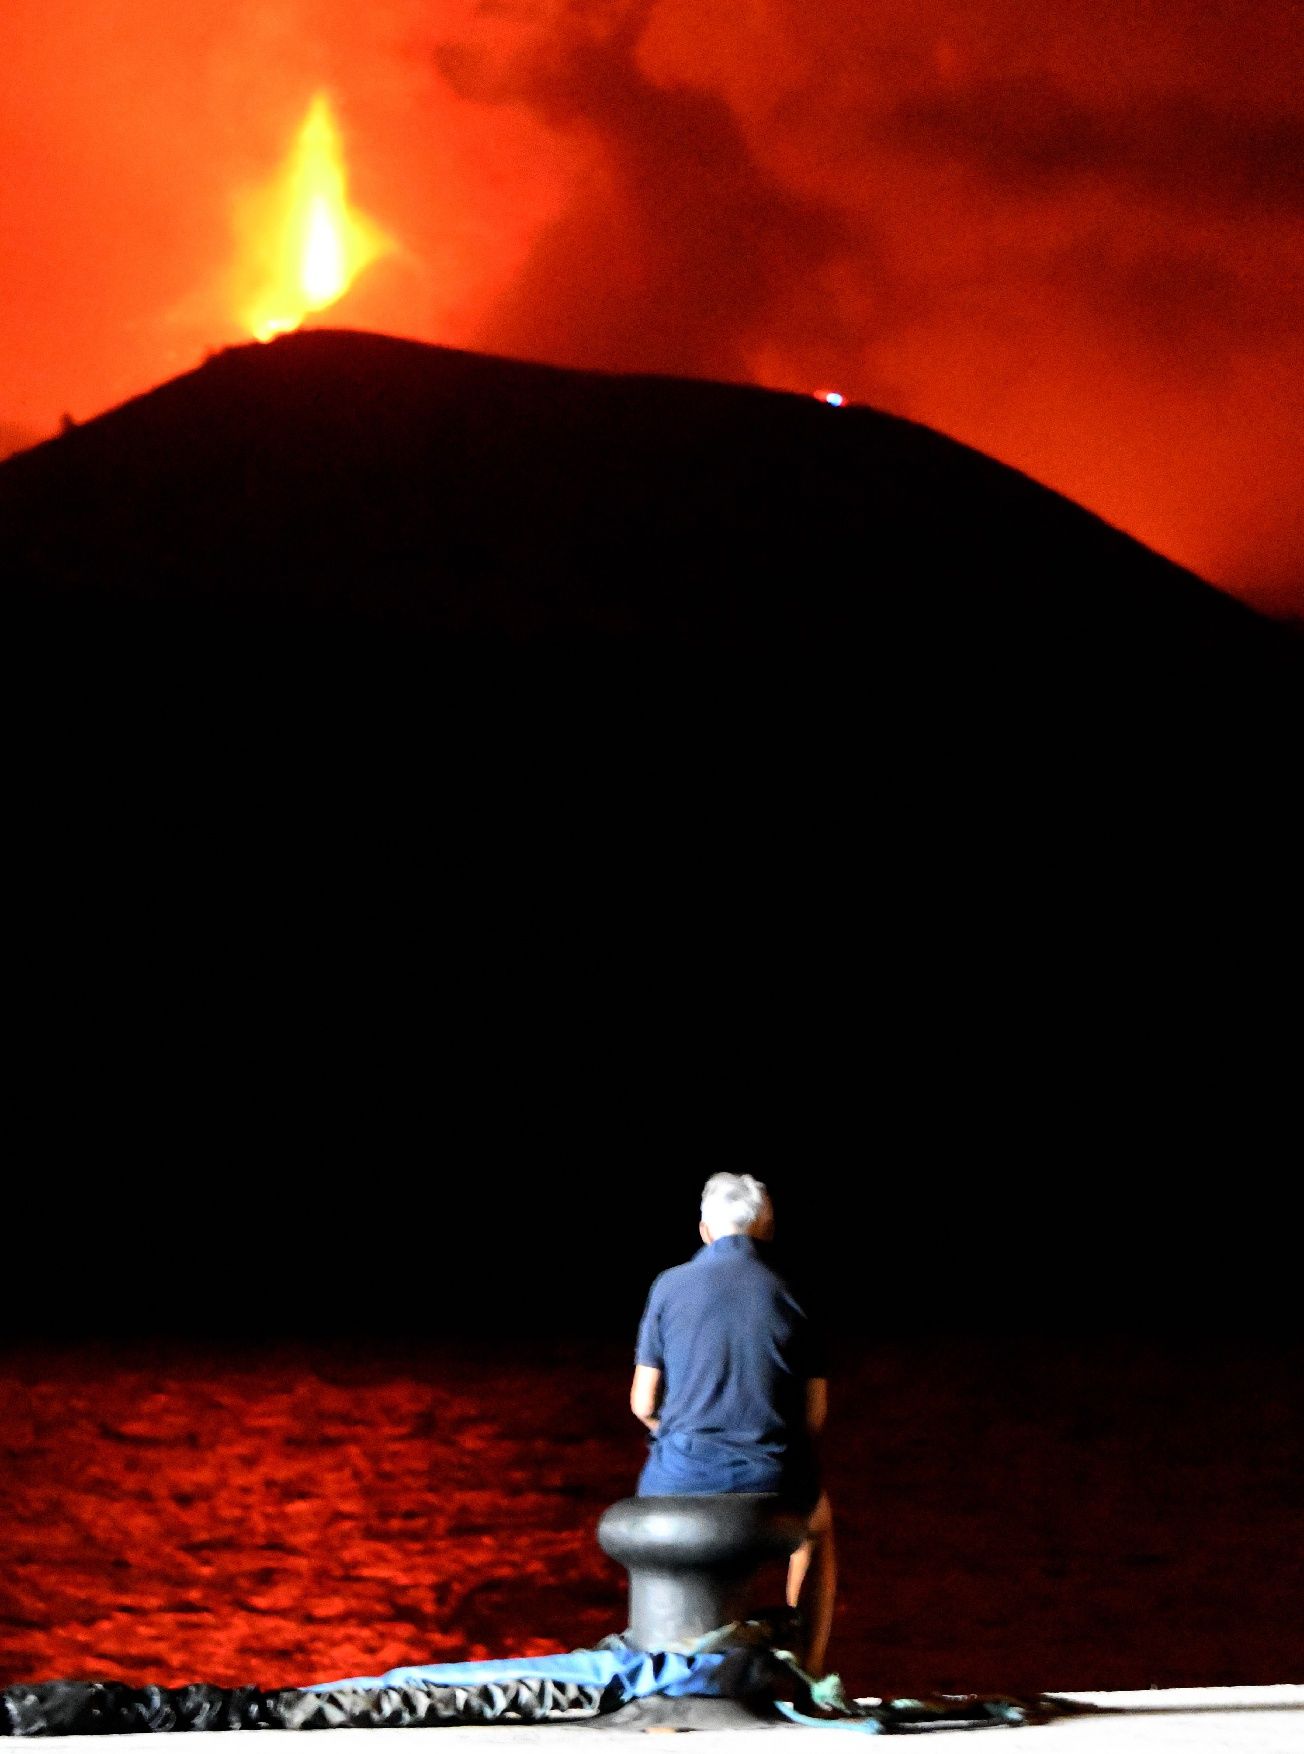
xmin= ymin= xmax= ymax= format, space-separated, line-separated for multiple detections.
xmin=0 ymin=328 xmax=1296 ymax=748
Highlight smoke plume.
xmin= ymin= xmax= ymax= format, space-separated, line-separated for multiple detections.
xmin=433 ymin=0 xmax=859 ymax=386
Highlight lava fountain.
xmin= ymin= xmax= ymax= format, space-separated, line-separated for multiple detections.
xmin=236 ymin=94 xmax=391 ymax=342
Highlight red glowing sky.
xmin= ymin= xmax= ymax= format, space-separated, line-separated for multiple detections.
xmin=2 ymin=0 xmax=1301 ymax=614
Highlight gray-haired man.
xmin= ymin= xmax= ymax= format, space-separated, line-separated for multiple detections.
xmin=629 ymin=1174 xmax=837 ymax=1673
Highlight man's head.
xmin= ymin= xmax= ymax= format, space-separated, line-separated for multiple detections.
xmin=699 ymin=1173 xmax=773 ymax=1244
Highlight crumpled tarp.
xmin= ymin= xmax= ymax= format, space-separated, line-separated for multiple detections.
xmin=307 ymin=1640 xmax=733 ymax=1702
xmin=0 ymin=1631 xmax=1063 ymax=1734
xmin=0 ymin=1640 xmax=751 ymax=1736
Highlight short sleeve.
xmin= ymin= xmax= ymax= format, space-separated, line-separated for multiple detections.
xmin=635 ymin=1278 xmax=665 ymax=1369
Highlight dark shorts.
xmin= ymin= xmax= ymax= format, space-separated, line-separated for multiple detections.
xmin=637 ymin=1431 xmax=820 ymax=1517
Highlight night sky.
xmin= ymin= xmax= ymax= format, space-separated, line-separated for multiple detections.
xmin=1 ymin=0 xmax=1301 ymax=616
xmin=11 ymin=1015 xmax=1298 ymax=1351
xmin=9 ymin=748 xmax=1298 ymax=1353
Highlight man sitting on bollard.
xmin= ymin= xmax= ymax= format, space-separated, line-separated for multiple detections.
xmin=629 ymin=1173 xmax=837 ymax=1675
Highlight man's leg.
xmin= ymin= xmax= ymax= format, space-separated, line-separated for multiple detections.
xmin=785 ymin=1492 xmax=836 ymax=1675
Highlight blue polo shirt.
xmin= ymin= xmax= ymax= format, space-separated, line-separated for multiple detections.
xmin=634 ymin=1235 xmax=825 ymax=1508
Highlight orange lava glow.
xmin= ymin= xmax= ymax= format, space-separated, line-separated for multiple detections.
xmin=0 ymin=1 xmax=1299 ymax=616
xmin=237 ymin=94 xmax=391 ymax=343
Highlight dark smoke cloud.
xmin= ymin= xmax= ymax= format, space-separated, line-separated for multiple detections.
xmin=433 ymin=0 xmax=864 ymax=384
xmin=886 ymin=76 xmax=1304 ymax=215
xmin=1043 ymin=233 xmax=1295 ymax=376
xmin=833 ymin=68 xmax=1303 ymax=384
xmin=895 ymin=244 xmax=1275 ymax=398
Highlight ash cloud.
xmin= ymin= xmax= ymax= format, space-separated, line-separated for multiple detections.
xmin=432 ymin=0 xmax=859 ymax=384
xmin=858 ymin=65 xmax=1303 ymax=377
xmin=887 ymin=75 xmax=1304 ymax=215
xmin=1045 ymin=232 xmax=1296 ymax=373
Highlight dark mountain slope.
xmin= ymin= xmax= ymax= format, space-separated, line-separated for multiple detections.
xmin=1 ymin=330 xmax=1294 ymax=731
xmin=2 ymin=335 xmax=1297 ymax=1317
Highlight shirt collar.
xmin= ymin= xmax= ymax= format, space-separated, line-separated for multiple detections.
xmin=696 ymin=1233 xmax=759 ymax=1259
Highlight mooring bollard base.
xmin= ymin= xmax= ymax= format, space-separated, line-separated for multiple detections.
xmin=573 ymin=1692 xmax=785 ymax=1732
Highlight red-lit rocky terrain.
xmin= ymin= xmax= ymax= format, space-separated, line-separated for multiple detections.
xmin=2 ymin=1336 xmax=1301 ymax=1700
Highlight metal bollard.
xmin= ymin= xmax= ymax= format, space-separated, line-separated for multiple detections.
xmin=597 ymin=1494 xmax=808 ymax=1650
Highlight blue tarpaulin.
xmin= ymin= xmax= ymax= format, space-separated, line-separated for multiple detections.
xmin=307 ymin=1646 xmax=733 ymax=1703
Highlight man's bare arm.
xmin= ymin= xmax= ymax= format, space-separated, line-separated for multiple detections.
xmin=805 ymin=1377 xmax=828 ymax=1438
xmin=631 ymin=1365 xmax=663 ymax=1432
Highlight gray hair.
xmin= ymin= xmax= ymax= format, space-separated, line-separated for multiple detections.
xmin=700 ymin=1173 xmax=770 ymax=1235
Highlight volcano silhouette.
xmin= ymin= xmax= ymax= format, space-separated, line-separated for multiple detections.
xmin=2 ymin=331 xmax=1295 ymax=1213
xmin=1 ymin=328 xmax=1296 ymax=755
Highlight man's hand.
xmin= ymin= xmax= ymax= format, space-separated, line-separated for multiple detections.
xmin=630 ymin=1364 xmax=663 ymax=1432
